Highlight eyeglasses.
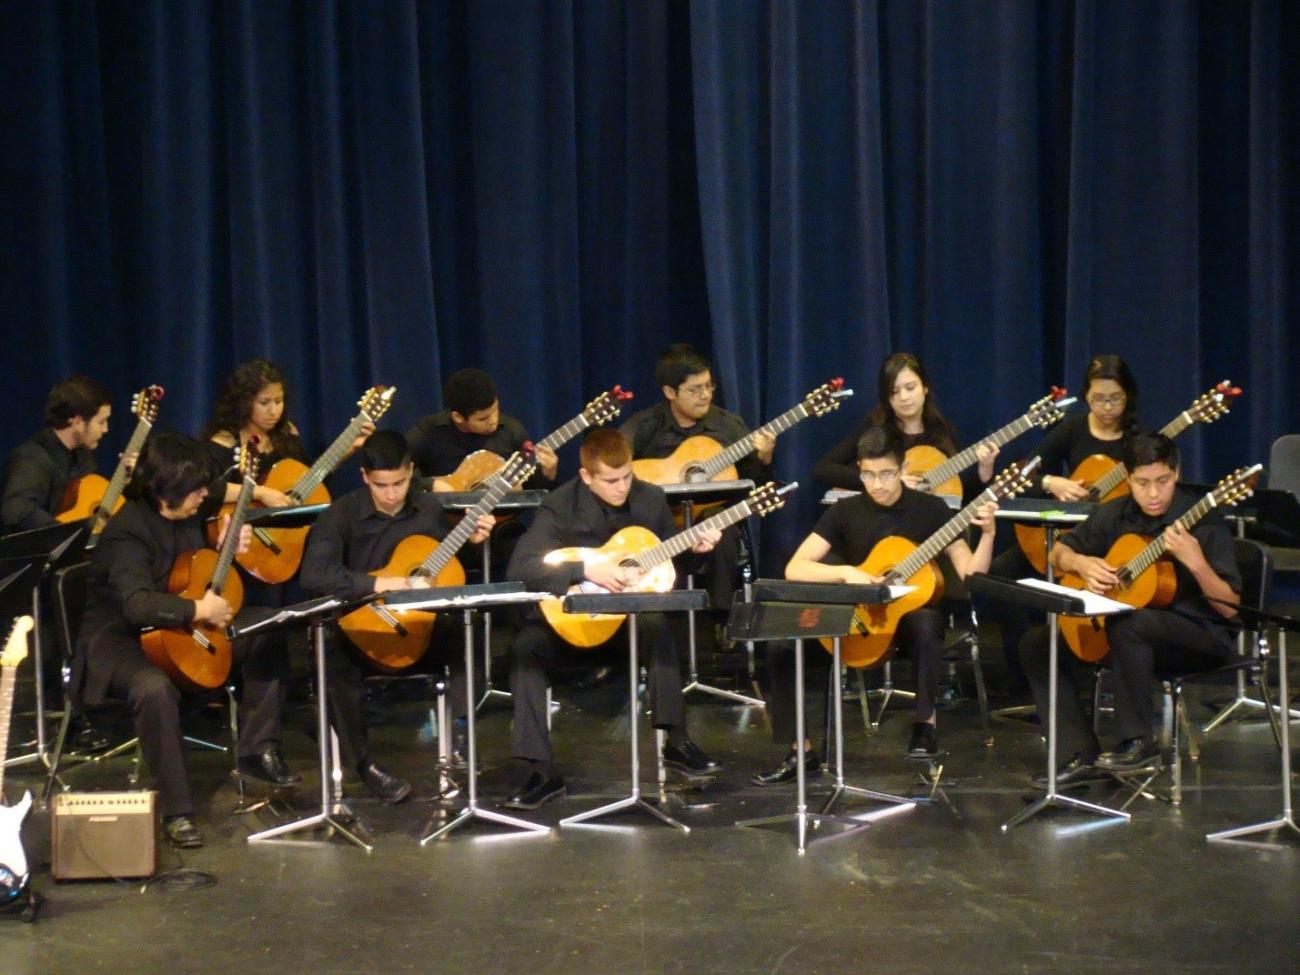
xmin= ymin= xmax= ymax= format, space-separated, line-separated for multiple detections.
xmin=678 ymin=381 xmax=717 ymax=397
xmin=859 ymin=468 xmax=901 ymax=485
xmin=1087 ymin=393 xmax=1126 ymax=408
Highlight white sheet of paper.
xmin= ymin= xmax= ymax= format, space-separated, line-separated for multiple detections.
xmin=887 ymin=585 xmax=917 ymax=600
xmin=1017 ymin=577 xmax=1133 ymax=616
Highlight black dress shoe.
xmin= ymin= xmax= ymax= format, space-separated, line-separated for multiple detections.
xmin=1032 ymin=755 xmax=1108 ymax=790
xmin=907 ymin=722 xmax=939 ymax=758
xmin=503 ymin=771 xmax=566 ymax=810
xmin=662 ymin=738 xmax=722 ymax=775
xmin=70 ymin=716 xmax=112 ymax=754
xmin=236 ymin=746 xmax=303 ymax=787
xmin=449 ymin=719 xmax=468 ymax=769
xmin=357 ymin=760 xmax=412 ymax=804
xmin=1095 ymin=737 xmax=1159 ymax=772
xmin=162 ymin=815 xmax=204 ymax=849
xmin=751 ymin=748 xmax=821 ymax=786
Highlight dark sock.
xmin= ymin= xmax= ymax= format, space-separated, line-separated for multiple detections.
xmin=663 ymin=728 xmax=687 ymax=748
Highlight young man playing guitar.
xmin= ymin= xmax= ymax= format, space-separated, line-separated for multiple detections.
xmin=76 ymin=432 xmax=295 ymax=849
xmin=501 ymin=428 xmax=723 ymax=810
xmin=620 ymin=344 xmax=773 ymax=618
xmin=755 ymin=425 xmax=998 ymax=784
xmin=299 ymin=430 xmax=495 ymax=805
xmin=1019 ymin=433 xmax=1241 ymax=786
xmin=1 ymin=375 xmax=114 ymax=534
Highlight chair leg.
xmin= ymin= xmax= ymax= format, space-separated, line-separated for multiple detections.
xmin=42 ymin=700 xmax=75 ymax=801
xmin=1167 ymin=681 xmax=1182 ymax=807
xmin=970 ymin=642 xmax=992 ymax=738
xmin=854 ymin=669 xmax=873 ymax=734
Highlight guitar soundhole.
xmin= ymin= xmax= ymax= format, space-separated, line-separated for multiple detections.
xmin=683 ymin=465 xmax=708 ymax=483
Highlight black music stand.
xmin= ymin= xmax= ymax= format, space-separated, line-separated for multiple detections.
xmin=237 ymin=592 xmax=380 ymax=851
xmin=0 ymin=523 xmax=88 ymax=769
xmin=730 ymin=580 xmax=908 ymax=853
xmin=438 ymin=490 xmax=548 ymax=712
xmin=966 ymin=574 xmax=1132 ymax=830
xmin=558 ymin=589 xmax=710 ymax=832
xmin=1206 ymin=603 xmax=1300 ymax=845
xmin=662 ymin=479 xmax=763 ymax=707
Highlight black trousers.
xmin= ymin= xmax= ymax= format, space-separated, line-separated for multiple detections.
xmin=765 ymin=608 xmax=947 ymax=744
xmin=324 ymin=615 xmax=468 ymax=770
xmin=508 ymin=613 xmax=686 ymax=765
xmin=976 ymin=539 xmax=1039 ymax=683
xmin=102 ymin=606 xmax=286 ymax=818
xmin=1020 ymin=608 xmax=1231 ymax=760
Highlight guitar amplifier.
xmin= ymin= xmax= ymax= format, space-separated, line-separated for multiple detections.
xmin=51 ymin=791 xmax=158 ymax=880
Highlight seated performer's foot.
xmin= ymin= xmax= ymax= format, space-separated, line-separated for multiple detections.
xmin=236 ymin=745 xmax=303 ymax=787
xmin=751 ymin=747 xmax=821 ymax=786
xmin=503 ymin=770 xmax=566 ymax=810
xmin=70 ymin=715 xmax=112 ymax=754
xmin=1032 ymin=754 xmax=1108 ymax=790
xmin=907 ymin=722 xmax=939 ymax=758
xmin=661 ymin=738 xmax=722 ymax=775
xmin=1095 ymin=737 xmax=1159 ymax=772
xmin=357 ymin=759 xmax=412 ymax=804
xmin=162 ymin=814 xmax=204 ymax=849
xmin=575 ymin=664 xmax=617 ymax=690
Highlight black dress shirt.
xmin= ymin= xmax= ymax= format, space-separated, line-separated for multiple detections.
xmin=620 ymin=401 xmax=771 ymax=484
xmin=1031 ymin=414 xmax=1136 ymax=481
xmin=1 ymin=428 xmax=97 ymax=533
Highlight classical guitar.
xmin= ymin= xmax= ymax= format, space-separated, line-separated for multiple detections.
xmin=340 ymin=448 xmax=538 ymax=672
xmin=905 ymin=387 xmax=1074 ymax=499
xmin=436 ymin=386 xmax=633 ymax=492
xmin=215 ymin=385 xmax=396 ymax=584
xmin=539 ymin=481 xmax=796 ymax=648
xmin=828 ymin=459 xmax=1040 ymax=669
xmin=1057 ymin=464 xmax=1260 ymax=663
xmin=631 ymin=379 xmax=852 ymax=486
xmin=57 ymin=385 xmax=164 ymax=533
xmin=0 ymin=615 xmax=36 ymax=905
xmin=141 ymin=444 xmax=258 ymax=692
xmin=1015 ymin=381 xmax=1243 ymax=573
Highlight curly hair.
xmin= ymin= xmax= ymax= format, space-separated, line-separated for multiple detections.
xmin=201 ymin=359 xmax=299 ymax=456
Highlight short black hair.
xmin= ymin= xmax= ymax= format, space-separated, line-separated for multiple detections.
xmin=443 ymin=368 xmax=497 ymax=417
xmin=130 ymin=431 xmax=218 ymax=510
xmin=654 ymin=343 xmax=712 ymax=390
xmin=44 ymin=375 xmax=112 ymax=429
xmin=359 ymin=429 xmax=412 ymax=472
xmin=1123 ymin=432 xmax=1180 ymax=473
xmin=856 ymin=425 xmax=906 ymax=465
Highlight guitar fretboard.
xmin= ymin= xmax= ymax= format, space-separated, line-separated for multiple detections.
xmin=921 ymin=405 xmax=1057 ymax=489
xmin=628 ymin=499 xmax=759 ymax=570
xmin=0 ymin=667 xmax=14 ymax=796
xmin=291 ymin=411 xmax=374 ymax=501
xmin=698 ymin=404 xmax=811 ymax=481
xmin=1090 ymin=407 xmax=1205 ymax=499
xmin=415 ymin=460 xmax=536 ymax=578
xmin=212 ymin=476 xmax=257 ymax=596
xmin=536 ymin=411 xmax=595 ymax=454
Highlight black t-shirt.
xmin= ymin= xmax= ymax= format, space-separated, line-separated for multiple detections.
xmin=811 ymin=487 xmax=954 ymax=567
xmin=620 ymin=401 xmax=771 ymax=484
xmin=405 ymin=410 xmax=533 ymax=480
xmin=1059 ymin=488 xmax=1242 ymax=635
xmin=1030 ymin=414 xmax=1132 ymax=480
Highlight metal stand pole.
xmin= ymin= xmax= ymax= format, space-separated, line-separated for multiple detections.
xmin=993 ymin=527 xmax=1057 ymax=724
xmin=562 ymin=613 xmax=688 ymax=831
xmin=477 ymin=542 xmax=512 ymax=710
xmin=737 ymin=639 xmax=872 ymax=853
xmin=1208 ymin=629 xmax=1300 ymax=843
xmin=680 ymin=500 xmax=764 ymax=707
xmin=1002 ymin=610 xmax=1129 ymax=830
xmin=248 ymin=618 xmax=372 ymax=849
xmin=422 ymin=610 xmax=549 ymax=842
xmin=821 ymin=638 xmax=917 ymax=818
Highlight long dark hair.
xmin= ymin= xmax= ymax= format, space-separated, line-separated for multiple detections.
xmin=201 ymin=359 xmax=299 ymax=456
xmin=1082 ymin=354 xmax=1140 ymax=436
xmin=867 ymin=352 xmax=957 ymax=456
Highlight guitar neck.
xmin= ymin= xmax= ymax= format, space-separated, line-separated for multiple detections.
xmin=1122 ymin=493 xmax=1219 ymax=580
xmin=536 ymin=410 xmax=595 ymax=454
xmin=922 ymin=412 xmax=1038 ymax=487
xmin=291 ymin=412 xmax=370 ymax=501
xmin=211 ymin=477 xmax=257 ymax=595
xmin=631 ymin=500 xmax=755 ymax=571
xmin=415 ymin=472 xmax=517 ymax=578
xmin=889 ymin=488 xmax=997 ymax=583
xmin=698 ymin=404 xmax=807 ymax=480
xmin=0 ymin=667 xmax=14 ymax=797
xmin=93 ymin=417 xmax=154 ymax=529
xmin=1089 ymin=410 xmax=1198 ymax=499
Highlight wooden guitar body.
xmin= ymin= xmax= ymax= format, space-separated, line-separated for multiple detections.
xmin=140 ymin=549 xmax=243 ymax=691
xmin=338 ymin=535 xmax=467 ymax=672
xmin=539 ymin=526 xmax=678 ymax=648
xmin=1057 ymin=534 xmax=1178 ymax=662
xmin=904 ymin=445 xmax=961 ymax=499
xmin=631 ymin=436 xmax=736 ymax=485
xmin=437 ymin=450 xmax=510 ymax=492
xmin=211 ymin=458 xmax=330 ymax=583
xmin=1014 ymin=454 xmax=1128 ymax=574
xmin=820 ymin=536 xmax=946 ymax=668
xmin=56 ymin=474 xmax=117 ymax=524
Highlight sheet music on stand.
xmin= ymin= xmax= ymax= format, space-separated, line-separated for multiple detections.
xmin=821 ymin=489 xmax=959 ymax=510
xmin=381 ymin=583 xmax=550 ymax=612
xmin=1015 ymin=578 xmax=1133 ymax=617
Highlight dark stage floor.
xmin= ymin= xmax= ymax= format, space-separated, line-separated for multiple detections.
xmin=4 ymin=655 xmax=1299 ymax=975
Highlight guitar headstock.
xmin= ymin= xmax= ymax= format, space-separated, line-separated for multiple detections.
xmin=499 ymin=442 xmax=539 ymax=489
xmin=748 ymin=481 xmax=799 ymax=517
xmin=1027 ymin=387 xmax=1076 ymax=428
xmin=1 ymin=615 xmax=34 ymax=669
xmin=988 ymin=457 xmax=1042 ymax=502
xmin=132 ymin=384 xmax=165 ymax=424
xmin=804 ymin=378 xmax=853 ymax=417
xmin=1186 ymin=380 xmax=1243 ymax=425
xmin=235 ymin=439 xmax=261 ymax=484
xmin=1210 ymin=464 xmax=1263 ymax=509
xmin=583 ymin=386 xmax=634 ymax=427
xmin=358 ymin=385 xmax=396 ymax=422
